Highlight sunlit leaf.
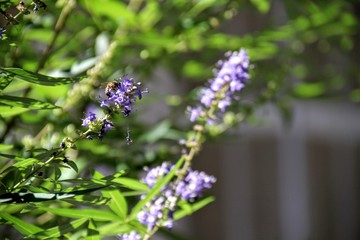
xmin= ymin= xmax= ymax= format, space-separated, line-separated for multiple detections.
xmin=174 ymin=196 xmax=215 ymax=220
xmin=94 ymin=171 xmax=128 ymax=219
xmin=0 ymin=72 xmax=13 ymax=92
xmin=65 ymin=160 xmax=79 ymax=173
xmin=0 ymin=68 xmax=83 ymax=86
xmin=138 ymin=0 xmax=161 ymax=30
xmin=0 ymin=212 xmax=43 ymax=236
xmin=0 ymin=95 xmax=58 ymax=110
xmin=33 ymin=218 xmax=88 ymax=238
xmin=293 ymin=82 xmax=325 ymax=98
xmin=82 ymin=0 xmax=137 ymax=27
xmin=40 ymin=207 xmax=122 ymax=221
xmin=0 ymin=106 xmax=29 ymax=117
xmin=0 ymin=144 xmax=13 ymax=151
xmin=186 ymin=0 xmax=217 ymax=17
xmin=250 ymin=0 xmax=270 ymax=13
xmin=111 ymin=177 xmax=150 ymax=192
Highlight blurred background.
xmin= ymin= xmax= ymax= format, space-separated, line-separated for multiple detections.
xmin=1 ymin=0 xmax=359 ymax=239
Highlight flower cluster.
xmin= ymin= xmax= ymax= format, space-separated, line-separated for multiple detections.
xmin=81 ymin=112 xmax=113 ymax=140
xmin=175 ymin=170 xmax=216 ymax=201
xmin=189 ymin=49 xmax=250 ymax=123
xmin=100 ymin=77 xmax=148 ymax=117
xmin=118 ymin=231 xmax=141 ymax=240
xmin=137 ymin=162 xmax=216 ymax=231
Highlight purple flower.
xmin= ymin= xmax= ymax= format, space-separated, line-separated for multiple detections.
xmin=189 ymin=49 xmax=250 ymax=123
xmin=141 ymin=162 xmax=172 ymax=188
xmin=118 ymin=231 xmax=141 ymax=240
xmin=81 ymin=112 xmax=113 ymax=140
xmin=102 ymin=77 xmax=148 ymax=117
xmin=137 ymin=194 xmax=177 ymax=231
xmin=175 ymin=170 xmax=216 ymax=201
xmin=137 ymin=162 xmax=216 ymax=230
xmin=82 ymin=112 xmax=97 ymax=126
xmin=189 ymin=106 xmax=203 ymax=122
xmin=0 ymin=28 xmax=5 ymax=39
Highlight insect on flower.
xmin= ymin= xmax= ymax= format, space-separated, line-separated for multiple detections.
xmin=104 ymin=80 xmax=120 ymax=97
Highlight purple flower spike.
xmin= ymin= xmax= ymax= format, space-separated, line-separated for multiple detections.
xmin=102 ymin=77 xmax=147 ymax=117
xmin=176 ymin=170 xmax=216 ymax=201
xmin=118 ymin=231 xmax=141 ymax=240
xmin=137 ymin=162 xmax=216 ymax=230
xmin=189 ymin=49 xmax=250 ymax=123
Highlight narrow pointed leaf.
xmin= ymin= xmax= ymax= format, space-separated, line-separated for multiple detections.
xmin=0 ymin=95 xmax=58 ymax=110
xmin=34 ymin=218 xmax=88 ymax=238
xmin=174 ymin=196 xmax=215 ymax=220
xmin=0 ymin=67 xmax=83 ymax=86
xmin=0 ymin=212 xmax=43 ymax=235
xmin=40 ymin=207 xmax=122 ymax=221
xmin=0 ymin=73 xmax=13 ymax=91
xmin=94 ymin=171 xmax=128 ymax=219
xmin=112 ymin=177 xmax=150 ymax=192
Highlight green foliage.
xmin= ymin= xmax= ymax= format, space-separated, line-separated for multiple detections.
xmin=0 ymin=0 xmax=358 ymax=238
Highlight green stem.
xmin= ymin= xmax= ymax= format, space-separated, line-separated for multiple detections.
xmin=12 ymin=152 xmax=59 ymax=190
xmin=36 ymin=0 xmax=77 ymax=72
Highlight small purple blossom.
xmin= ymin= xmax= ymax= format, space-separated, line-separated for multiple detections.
xmin=175 ymin=170 xmax=216 ymax=201
xmin=189 ymin=49 xmax=250 ymax=123
xmin=137 ymin=162 xmax=216 ymax=230
xmin=82 ymin=112 xmax=97 ymax=126
xmin=81 ymin=112 xmax=113 ymax=140
xmin=118 ymin=231 xmax=141 ymax=240
xmin=101 ymin=77 xmax=148 ymax=117
xmin=141 ymin=162 xmax=172 ymax=188
xmin=0 ymin=28 xmax=5 ymax=39
xmin=189 ymin=106 xmax=203 ymax=122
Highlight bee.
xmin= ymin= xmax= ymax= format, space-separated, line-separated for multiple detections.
xmin=105 ymin=81 xmax=120 ymax=97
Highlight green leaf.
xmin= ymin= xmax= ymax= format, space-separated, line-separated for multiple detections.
xmin=33 ymin=218 xmax=88 ymax=238
xmin=0 ymin=106 xmax=29 ymax=118
xmin=186 ymin=0 xmax=217 ymax=17
xmin=0 ymin=95 xmax=58 ymax=110
xmin=11 ymin=157 xmax=39 ymax=169
xmin=0 ymin=144 xmax=13 ymax=151
xmin=0 ymin=212 xmax=43 ymax=236
xmin=129 ymin=157 xmax=185 ymax=220
xmin=0 ymin=72 xmax=13 ymax=91
xmin=138 ymin=0 xmax=161 ymax=30
xmin=64 ymin=195 xmax=110 ymax=206
xmin=65 ymin=160 xmax=79 ymax=173
xmin=293 ymin=82 xmax=325 ymax=98
xmin=250 ymin=0 xmax=270 ymax=13
xmin=0 ymin=67 xmax=83 ymax=86
xmin=96 ymin=220 xmax=143 ymax=236
xmin=40 ymin=207 xmax=122 ymax=221
xmin=83 ymin=0 xmax=137 ymax=27
xmin=111 ymin=177 xmax=150 ymax=192
xmin=94 ymin=171 xmax=128 ymax=220
xmin=174 ymin=196 xmax=215 ymax=220
xmin=102 ymin=189 xmax=128 ymax=219
xmin=138 ymin=120 xmax=171 ymax=143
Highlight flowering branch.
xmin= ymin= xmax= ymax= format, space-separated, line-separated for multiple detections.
xmin=119 ymin=49 xmax=251 ymax=240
